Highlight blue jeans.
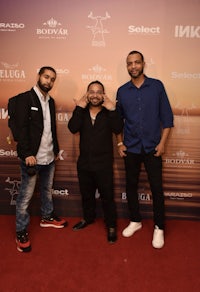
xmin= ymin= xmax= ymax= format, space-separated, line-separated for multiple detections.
xmin=16 ymin=160 xmax=55 ymax=232
xmin=124 ymin=150 xmax=165 ymax=229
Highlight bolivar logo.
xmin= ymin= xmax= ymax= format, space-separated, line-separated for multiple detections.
xmin=36 ymin=18 xmax=68 ymax=39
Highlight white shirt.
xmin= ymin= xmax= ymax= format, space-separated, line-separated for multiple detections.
xmin=33 ymin=86 xmax=54 ymax=165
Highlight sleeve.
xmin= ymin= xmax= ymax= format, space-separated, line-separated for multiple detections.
xmin=107 ymin=109 xmax=124 ymax=134
xmin=159 ymin=83 xmax=174 ymax=129
xmin=68 ymin=106 xmax=85 ymax=134
xmin=116 ymin=89 xmax=124 ymax=119
xmin=49 ymin=98 xmax=60 ymax=155
xmin=16 ymin=93 xmax=33 ymax=158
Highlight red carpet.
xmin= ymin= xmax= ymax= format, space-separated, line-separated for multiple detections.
xmin=0 ymin=215 xmax=199 ymax=292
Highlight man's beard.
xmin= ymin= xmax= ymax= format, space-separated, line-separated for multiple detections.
xmin=37 ymin=79 xmax=51 ymax=93
xmin=128 ymin=68 xmax=143 ymax=79
xmin=88 ymin=99 xmax=104 ymax=107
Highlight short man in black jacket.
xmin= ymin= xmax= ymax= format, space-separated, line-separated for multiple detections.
xmin=68 ymin=80 xmax=123 ymax=243
xmin=14 ymin=66 xmax=67 ymax=252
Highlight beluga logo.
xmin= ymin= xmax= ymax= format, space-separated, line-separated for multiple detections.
xmin=0 ymin=62 xmax=26 ymax=82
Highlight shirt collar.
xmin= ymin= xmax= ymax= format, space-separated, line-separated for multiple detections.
xmin=128 ymin=75 xmax=150 ymax=89
xmin=33 ymin=85 xmax=50 ymax=102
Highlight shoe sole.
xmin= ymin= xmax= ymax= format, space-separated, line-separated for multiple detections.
xmin=16 ymin=239 xmax=31 ymax=252
xmin=108 ymin=239 xmax=117 ymax=244
xmin=152 ymin=239 xmax=164 ymax=249
xmin=152 ymin=242 xmax=164 ymax=249
xmin=40 ymin=223 xmax=65 ymax=228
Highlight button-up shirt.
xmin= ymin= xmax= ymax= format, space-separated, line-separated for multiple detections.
xmin=116 ymin=77 xmax=174 ymax=154
xmin=33 ymin=86 xmax=54 ymax=165
xmin=68 ymin=106 xmax=123 ymax=171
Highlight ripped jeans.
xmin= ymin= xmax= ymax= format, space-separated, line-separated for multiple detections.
xmin=16 ymin=160 xmax=55 ymax=232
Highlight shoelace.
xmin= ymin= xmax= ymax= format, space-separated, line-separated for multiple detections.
xmin=18 ymin=233 xmax=28 ymax=243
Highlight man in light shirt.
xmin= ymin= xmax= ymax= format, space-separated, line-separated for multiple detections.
xmin=13 ymin=66 xmax=67 ymax=252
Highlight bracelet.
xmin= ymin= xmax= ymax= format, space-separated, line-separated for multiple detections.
xmin=117 ymin=142 xmax=123 ymax=147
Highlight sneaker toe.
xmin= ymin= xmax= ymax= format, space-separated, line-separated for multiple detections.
xmin=122 ymin=222 xmax=142 ymax=237
xmin=152 ymin=229 xmax=164 ymax=249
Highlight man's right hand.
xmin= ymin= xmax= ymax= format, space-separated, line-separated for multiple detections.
xmin=25 ymin=156 xmax=37 ymax=166
xmin=118 ymin=144 xmax=127 ymax=157
xmin=73 ymin=94 xmax=88 ymax=108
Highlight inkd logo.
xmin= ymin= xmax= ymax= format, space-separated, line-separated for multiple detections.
xmin=175 ymin=25 xmax=200 ymax=38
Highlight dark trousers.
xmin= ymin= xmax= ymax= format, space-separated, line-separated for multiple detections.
xmin=124 ymin=151 xmax=165 ymax=229
xmin=77 ymin=168 xmax=117 ymax=228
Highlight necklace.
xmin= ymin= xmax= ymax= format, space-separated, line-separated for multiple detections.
xmin=90 ymin=115 xmax=96 ymax=120
xmin=90 ymin=114 xmax=96 ymax=125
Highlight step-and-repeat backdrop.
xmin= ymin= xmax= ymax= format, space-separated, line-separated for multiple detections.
xmin=0 ymin=0 xmax=199 ymax=220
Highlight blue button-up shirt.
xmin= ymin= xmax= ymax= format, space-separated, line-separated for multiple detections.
xmin=116 ymin=77 xmax=174 ymax=154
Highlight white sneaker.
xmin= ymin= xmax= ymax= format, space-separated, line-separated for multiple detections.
xmin=122 ymin=221 xmax=142 ymax=237
xmin=152 ymin=226 xmax=164 ymax=249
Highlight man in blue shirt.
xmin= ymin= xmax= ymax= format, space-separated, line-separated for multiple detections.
xmin=116 ymin=51 xmax=174 ymax=248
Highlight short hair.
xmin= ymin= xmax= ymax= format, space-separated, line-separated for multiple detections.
xmin=87 ymin=80 xmax=105 ymax=93
xmin=38 ymin=66 xmax=57 ymax=76
xmin=127 ymin=50 xmax=144 ymax=62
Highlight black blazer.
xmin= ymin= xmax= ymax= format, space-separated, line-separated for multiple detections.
xmin=16 ymin=88 xmax=59 ymax=160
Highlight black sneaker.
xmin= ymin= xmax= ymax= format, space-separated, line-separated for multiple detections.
xmin=16 ymin=230 xmax=31 ymax=252
xmin=40 ymin=214 xmax=68 ymax=228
